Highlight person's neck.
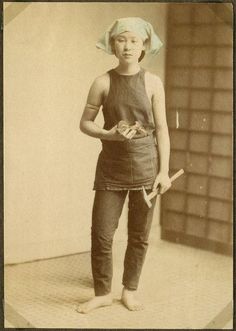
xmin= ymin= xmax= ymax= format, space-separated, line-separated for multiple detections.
xmin=115 ymin=63 xmax=141 ymax=76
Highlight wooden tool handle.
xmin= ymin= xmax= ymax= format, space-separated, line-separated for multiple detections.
xmin=170 ymin=169 xmax=184 ymax=183
xmin=147 ymin=168 xmax=184 ymax=199
xmin=148 ymin=190 xmax=158 ymax=200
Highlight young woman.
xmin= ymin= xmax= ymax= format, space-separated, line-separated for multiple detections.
xmin=77 ymin=17 xmax=171 ymax=313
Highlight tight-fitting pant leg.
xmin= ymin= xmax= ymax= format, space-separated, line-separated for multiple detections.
xmin=91 ymin=190 xmax=128 ymax=296
xmin=122 ymin=189 xmax=157 ymax=291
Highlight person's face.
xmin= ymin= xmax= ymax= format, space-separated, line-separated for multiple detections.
xmin=113 ymin=31 xmax=145 ymax=64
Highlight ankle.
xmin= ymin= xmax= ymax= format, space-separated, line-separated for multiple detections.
xmin=122 ymin=287 xmax=136 ymax=294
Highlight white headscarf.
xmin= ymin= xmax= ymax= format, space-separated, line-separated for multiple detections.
xmin=96 ymin=17 xmax=163 ymax=55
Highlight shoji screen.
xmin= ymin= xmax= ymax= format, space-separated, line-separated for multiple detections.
xmin=161 ymin=4 xmax=233 ymax=255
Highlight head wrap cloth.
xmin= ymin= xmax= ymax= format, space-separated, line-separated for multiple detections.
xmin=96 ymin=17 xmax=163 ymax=55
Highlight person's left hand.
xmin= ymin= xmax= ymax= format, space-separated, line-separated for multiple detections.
xmin=153 ymin=172 xmax=171 ymax=194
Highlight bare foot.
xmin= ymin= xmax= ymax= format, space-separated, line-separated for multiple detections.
xmin=121 ymin=287 xmax=143 ymax=311
xmin=76 ymin=293 xmax=113 ymax=314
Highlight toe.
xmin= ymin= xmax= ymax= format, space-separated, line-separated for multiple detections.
xmin=76 ymin=305 xmax=86 ymax=314
xmin=131 ymin=305 xmax=140 ymax=311
xmin=131 ymin=303 xmax=143 ymax=311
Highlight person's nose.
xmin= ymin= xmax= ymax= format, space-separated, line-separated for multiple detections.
xmin=124 ymin=41 xmax=132 ymax=50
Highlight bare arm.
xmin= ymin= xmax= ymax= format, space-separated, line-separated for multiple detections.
xmin=80 ymin=75 xmax=110 ymax=139
xmin=151 ymin=76 xmax=171 ymax=193
xmin=80 ymin=75 xmax=134 ymax=141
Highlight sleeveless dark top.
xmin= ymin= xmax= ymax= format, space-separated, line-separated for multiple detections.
xmin=93 ymin=68 xmax=159 ymax=190
xmin=102 ymin=68 xmax=155 ymax=134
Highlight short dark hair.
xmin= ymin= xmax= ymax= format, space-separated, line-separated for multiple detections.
xmin=138 ymin=50 xmax=145 ymax=62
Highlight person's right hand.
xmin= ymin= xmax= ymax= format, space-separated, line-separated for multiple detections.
xmin=104 ymin=125 xmax=137 ymax=141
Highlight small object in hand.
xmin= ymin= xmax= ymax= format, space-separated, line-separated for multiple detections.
xmin=117 ymin=120 xmax=130 ymax=134
xmin=117 ymin=120 xmax=148 ymax=136
xmin=131 ymin=121 xmax=148 ymax=136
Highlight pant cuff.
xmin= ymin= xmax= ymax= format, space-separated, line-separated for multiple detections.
xmin=122 ymin=282 xmax=137 ymax=291
xmin=94 ymin=288 xmax=111 ymax=296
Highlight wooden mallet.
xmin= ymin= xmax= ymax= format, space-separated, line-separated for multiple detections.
xmin=142 ymin=169 xmax=184 ymax=208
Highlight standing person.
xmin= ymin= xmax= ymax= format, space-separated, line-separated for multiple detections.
xmin=77 ymin=17 xmax=171 ymax=313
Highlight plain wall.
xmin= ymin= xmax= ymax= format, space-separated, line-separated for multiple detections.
xmin=4 ymin=2 xmax=167 ymax=264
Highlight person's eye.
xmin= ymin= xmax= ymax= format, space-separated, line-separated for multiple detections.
xmin=132 ymin=40 xmax=138 ymax=43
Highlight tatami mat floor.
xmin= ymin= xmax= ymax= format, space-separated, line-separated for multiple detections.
xmin=4 ymin=232 xmax=233 ymax=329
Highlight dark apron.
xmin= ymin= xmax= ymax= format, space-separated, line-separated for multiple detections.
xmin=93 ymin=134 xmax=158 ymax=190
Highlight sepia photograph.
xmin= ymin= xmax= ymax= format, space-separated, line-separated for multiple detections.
xmin=3 ymin=1 xmax=233 ymax=329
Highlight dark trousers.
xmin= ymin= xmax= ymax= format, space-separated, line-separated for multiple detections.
xmin=91 ymin=189 xmax=156 ymax=296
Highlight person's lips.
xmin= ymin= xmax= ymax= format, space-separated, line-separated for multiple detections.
xmin=123 ymin=53 xmax=133 ymax=57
